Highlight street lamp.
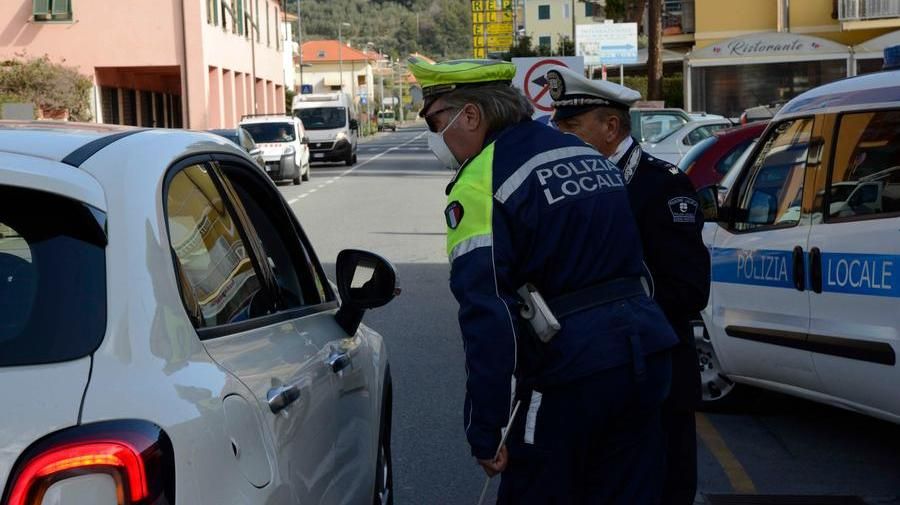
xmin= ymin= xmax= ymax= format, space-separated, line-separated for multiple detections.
xmin=338 ymin=22 xmax=351 ymax=92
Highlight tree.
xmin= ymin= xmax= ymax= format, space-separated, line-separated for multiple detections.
xmin=603 ymin=0 xmax=646 ymax=30
xmin=504 ymin=35 xmax=539 ymax=60
xmin=556 ymin=36 xmax=574 ymax=57
xmin=0 ymin=56 xmax=92 ymax=121
xmin=647 ymin=0 xmax=663 ymax=100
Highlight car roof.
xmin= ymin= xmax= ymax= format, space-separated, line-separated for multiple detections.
xmin=778 ymin=69 xmax=900 ymax=118
xmin=0 ymin=121 xmax=137 ymax=163
xmin=715 ymin=120 xmax=767 ymax=138
xmin=240 ymin=115 xmax=295 ymax=124
xmin=688 ymin=118 xmax=732 ymax=127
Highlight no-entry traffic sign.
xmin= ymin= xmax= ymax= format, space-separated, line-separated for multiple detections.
xmin=512 ymin=57 xmax=584 ymax=122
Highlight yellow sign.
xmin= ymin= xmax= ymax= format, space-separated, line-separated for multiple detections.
xmin=472 ymin=11 xmax=513 ymax=23
xmin=473 ymin=34 xmax=513 ymax=48
xmin=473 ymin=23 xmax=511 ymax=36
xmin=471 ymin=0 xmax=514 ymax=57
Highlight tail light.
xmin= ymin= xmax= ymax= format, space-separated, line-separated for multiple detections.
xmin=2 ymin=421 xmax=174 ymax=505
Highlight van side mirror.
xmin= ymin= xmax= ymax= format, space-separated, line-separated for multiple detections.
xmin=697 ymin=184 xmax=731 ymax=223
xmin=334 ymin=249 xmax=400 ymax=334
xmin=349 ymin=119 xmax=359 ymax=131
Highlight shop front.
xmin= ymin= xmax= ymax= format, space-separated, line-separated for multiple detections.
xmin=852 ymin=29 xmax=900 ymax=75
xmin=685 ymin=32 xmax=851 ymax=118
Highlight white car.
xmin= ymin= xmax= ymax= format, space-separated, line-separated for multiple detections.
xmin=643 ymin=118 xmax=733 ymax=165
xmin=0 ymin=121 xmax=395 ymax=505
xmin=240 ymin=115 xmax=311 ymax=185
xmin=695 ymin=69 xmax=900 ymax=424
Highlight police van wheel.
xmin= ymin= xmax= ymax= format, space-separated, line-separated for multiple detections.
xmin=693 ymin=320 xmax=737 ymax=404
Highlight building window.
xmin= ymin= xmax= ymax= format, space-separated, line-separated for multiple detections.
xmin=538 ymin=4 xmax=550 ymax=19
xmin=539 ymin=36 xmax=551 ymax=49
xmin=255 ymin=0 xmax=261 ymax=42
xmin=235 ymin=0 xmax=244 ymax=35
xmin=266 ymin=3 xmax=270 ymax=46
xmin=563 ymin=3 xmax=570 ymax=19
xmin=121 ymin=89 xmax=136 ymax=126
xmin=317 ymin=50 xmax=326 ymax=58
xmin=100 ymin=87 xmax=119 ymax=125
xmin=207 ymin=0 xmax=218 ymax=24
xmin=33 ymin=0 xmax=72 ymax=21
xmin=585 ymin=2 xmax=594 ymax=17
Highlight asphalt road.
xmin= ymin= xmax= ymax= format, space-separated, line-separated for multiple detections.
xmin=279 ymin=124 xmax=900 ymax=505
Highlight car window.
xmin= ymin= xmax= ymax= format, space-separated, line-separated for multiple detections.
xmin=640 ymin=113 xmax=688 ymax=142
xmin=827 ymin=110 xmax=900 ymax=221
xmin=733 ymin=118 xmax=813 ymax=231
xmin=239 ymin=128 xmax=256 ymax=151
xmin=243 ymin=122 xmax=296 ymax=143
xmin=716 ymin=138 xmax=755 ymax=175
xmin=217 ymin=161 xmax=330 ymax=309
xmin=684 ymin=123 xmax=729 ymax=146
xmin=166 ymin=164 xmax=271 ymax=328
xmin=0 ymin=185 xmax=107 ymax=366
xmin=678 ymin=136 xmax=717 ymax=173
xmin=296 ymin=107 xmax=347 ymax=130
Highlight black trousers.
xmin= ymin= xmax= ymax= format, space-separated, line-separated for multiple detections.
xmin=661 ymin=333 xmax=701 ymax=505
xmin=497 ymin=351 xmax=673 ymax=505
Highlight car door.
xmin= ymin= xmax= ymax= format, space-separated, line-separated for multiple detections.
xmin=709 ymin=117 xmax=822 ymax=392
xmin=807 ymin=109 xmax=900 ymax=418
xmin=164 ymin=159 xmax=339 ymax=503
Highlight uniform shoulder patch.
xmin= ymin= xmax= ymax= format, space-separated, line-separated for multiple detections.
xmin=668 ymin=196 xmax=698 ymax=223
xmin=445 ymin=201 xmax=465 ymax=229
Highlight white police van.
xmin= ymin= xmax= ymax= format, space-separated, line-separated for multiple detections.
xmin=696 ymin=68 xmax=900 ymax=424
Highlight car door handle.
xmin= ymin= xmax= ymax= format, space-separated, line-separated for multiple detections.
xmin=326 ymin=351 xmax=352 ymax=374
xmin=809 ymin=247 xmax=823 ymax=294
xmin=266 ymin=384 xmax=301 ymax=414
xmin=792 ymin=245 xmax=805 ymax=291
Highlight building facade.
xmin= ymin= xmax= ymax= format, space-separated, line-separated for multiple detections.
xmin=0 ymin=0 xmax=286 ymax=129
xmin=524 ymin=0 xmax=604 ymax=53
xmin=296 ymin=41 xmax=375 ymax=104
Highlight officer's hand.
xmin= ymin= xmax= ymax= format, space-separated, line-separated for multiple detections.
xmin=477 ymin=445 xmax=508 ymax=477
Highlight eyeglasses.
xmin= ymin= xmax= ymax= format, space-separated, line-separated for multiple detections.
xmin=424 ymin=106 xmax=458 ymax=132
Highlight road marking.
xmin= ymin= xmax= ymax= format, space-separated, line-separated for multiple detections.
xmin=287 ymin=131 xmax=427 ymax=206
xmin=696 ymin=413 xmax=757 ymax=494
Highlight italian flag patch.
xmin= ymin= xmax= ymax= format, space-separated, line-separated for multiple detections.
xmin=445 ymin=201 xmax=464 ymax=229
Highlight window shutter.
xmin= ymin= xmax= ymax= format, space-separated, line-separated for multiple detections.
xmin=51 ymin=0 xmax=70 ymax=16
xmin=33 ymin=0 xmax=51 ymax=17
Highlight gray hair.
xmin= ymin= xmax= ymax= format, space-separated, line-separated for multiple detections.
xmin=441 ymin=83 xmax=534 ymax=135
xmin=593 ymin=107 xmax=632 ymax=135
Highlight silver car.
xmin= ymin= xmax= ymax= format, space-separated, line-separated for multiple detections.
xmin=0 ymin=121 xmax=395 ymax=505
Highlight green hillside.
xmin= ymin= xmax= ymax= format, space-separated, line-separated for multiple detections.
xmin=286 ymin=0 xmax=473 ymax=61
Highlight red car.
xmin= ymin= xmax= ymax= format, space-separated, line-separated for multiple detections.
xmin=678 ymin=121 xmax=767 ymax=189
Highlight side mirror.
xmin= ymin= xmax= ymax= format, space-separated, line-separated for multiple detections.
xmin=301 ymin=136 xmax=309 ymax=145
xmin=697 ymin=184 xmax=722 ymax=222
xmin=349 ymin=119 xmax=359 ymax=131
xmin=249 ymin=147 xmax=262 ymax=157
xmin=334 ymin=249 xmax=400 ymax=334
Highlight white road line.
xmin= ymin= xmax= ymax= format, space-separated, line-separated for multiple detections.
xmin=287 ymin=131 xmax=426 ymax=207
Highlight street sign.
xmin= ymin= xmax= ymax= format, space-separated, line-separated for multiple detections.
xmin=473 ymin=34 xmax=513 ymax=48
xmin=576 ymin=22 xmax=638 ymax=66
xmin=512 ymin=56 xmax=584 ymax=123
xmin=301 ymin=84 xmax=313 ymax=95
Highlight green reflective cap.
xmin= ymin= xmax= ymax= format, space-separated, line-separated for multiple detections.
xmin=408 ymin=57 xmax=516 ymax=116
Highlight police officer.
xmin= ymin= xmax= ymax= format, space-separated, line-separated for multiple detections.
xmin=408 ymin=56 xmax=679 ymax=504
xmin=547 ymin=66 xmax=711 ymax=505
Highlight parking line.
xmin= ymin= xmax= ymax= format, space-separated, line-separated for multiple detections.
xmin=696 ymin=413 xmax=757 ymax=494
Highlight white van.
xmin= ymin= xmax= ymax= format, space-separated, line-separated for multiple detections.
xmin=695 ymin=69 xmax=900 ymax=424
xmin=292 ymin=93 xmax=359 ymax=166
xmin=239 ymin=114 xmax=310 ymax=185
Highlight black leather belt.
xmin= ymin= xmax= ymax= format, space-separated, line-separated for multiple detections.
xmin=547 ymin=277 xmax=646 ymax=320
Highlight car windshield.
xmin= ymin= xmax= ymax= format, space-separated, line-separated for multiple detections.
xmin=243 ymin=122 xmax=296 ymax=143
xmin=0 ymin=185 xmax=107 ymax=367
xmin=296 ymin=107 xmax=347 ymax=130
xmin=648 ymin=122 xmax=687 ymax=143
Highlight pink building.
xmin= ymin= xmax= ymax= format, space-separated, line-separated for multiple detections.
xmin=0 ymin=0 xmax=287 ymax=129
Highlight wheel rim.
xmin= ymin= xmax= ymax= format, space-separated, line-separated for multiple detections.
xmin=693 ymin=321 xmax=735 ymax=401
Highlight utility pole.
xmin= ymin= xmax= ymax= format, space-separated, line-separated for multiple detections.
xmin=647 ymin=0 xmax=663 ymax=100
xmin=297 ymin=0 xmax=303 ymax=92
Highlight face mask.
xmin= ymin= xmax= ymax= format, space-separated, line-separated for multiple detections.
xmin=426 ymin=108 xmax=465 ymax=170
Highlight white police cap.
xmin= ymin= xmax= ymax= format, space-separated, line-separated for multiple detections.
xmin=546 ymin=65 xmax=642 ymax=120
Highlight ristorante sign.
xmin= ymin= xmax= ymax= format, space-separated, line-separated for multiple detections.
xmin=693 ymin=32 xmax=848 ymax=59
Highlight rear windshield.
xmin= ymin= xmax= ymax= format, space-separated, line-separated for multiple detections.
xmin=243 ymin=123 xmax=296 ymax=143
xmin=380 ymin=112 xmax=394 ymax=119
xmin=0 ymin=185 xmax=107 ymax=366
xmin=296 ymin=107 xmax=347 ymax=130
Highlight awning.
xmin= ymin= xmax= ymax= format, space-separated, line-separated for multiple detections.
xmin=686 ymin=32 xmax=851 ymax=67
xmin=852 ymin=29 xmax=900 ymax=59
xmin=618 ymin=48 xmax=688 ymax=68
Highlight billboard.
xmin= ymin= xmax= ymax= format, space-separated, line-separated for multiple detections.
xmin=471 ymin=0 xmax=514 ymax=58
xmin=576 ymin=22 xmax=638 ymax=66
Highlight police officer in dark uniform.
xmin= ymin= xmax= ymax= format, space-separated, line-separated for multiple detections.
xmin=548 ymin=66 xmax=711 ymax=505
xmin=408 ymin=56 xmax=679 ymax=504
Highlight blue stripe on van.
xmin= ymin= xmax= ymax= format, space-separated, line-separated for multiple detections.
xmin=711 ymin=247 xmax=795 ymax=289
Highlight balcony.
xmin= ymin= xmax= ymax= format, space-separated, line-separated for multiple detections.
xmin=839 ymin=0 xmax=900 ymax=28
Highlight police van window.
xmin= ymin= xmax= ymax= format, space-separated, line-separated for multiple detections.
xmin=733 ymin=118 xmax=813 ymax=231
xmin=827 ymin=110 xmax=900 ymax=221
xmin=166 ymin=164 xmax=271 ymax=329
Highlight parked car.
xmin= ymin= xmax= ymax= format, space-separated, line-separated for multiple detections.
xmin=293 ymin=92 xmax=359 ymax=166
xmin=377 ymin=110 xmax=397 ymax=132
xmin=642 ymin=118 xmax=732 ymax=165
xmin=630 ymin=107 xmax=691 ymax=144
xmin=678 ymin=121 xmax=767 ymax=188
xmin=689 ymin=112 xmax=729 ymax=122
xmin=694 ymin=69 xmax=900 ymax=425
xmin=240 ymin=114 xmax=310 ymax=185
xmin=208 ymin=127 xmax=265 ymax=168
xmin=0 ymin=121 xmax=396 ymax=505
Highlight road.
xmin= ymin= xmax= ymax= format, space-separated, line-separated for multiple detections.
xmin=279 ymin=124 xmax=900 ymax=505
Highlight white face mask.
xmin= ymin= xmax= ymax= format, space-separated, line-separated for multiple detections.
xmin=426 ymin=108 xmax=465 ymax=170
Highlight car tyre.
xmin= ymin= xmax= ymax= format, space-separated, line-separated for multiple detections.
xmin=694 ymin=320 xmax=739 ymax=408
xmin=373 ymin=370 xmax=393 ymax=505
